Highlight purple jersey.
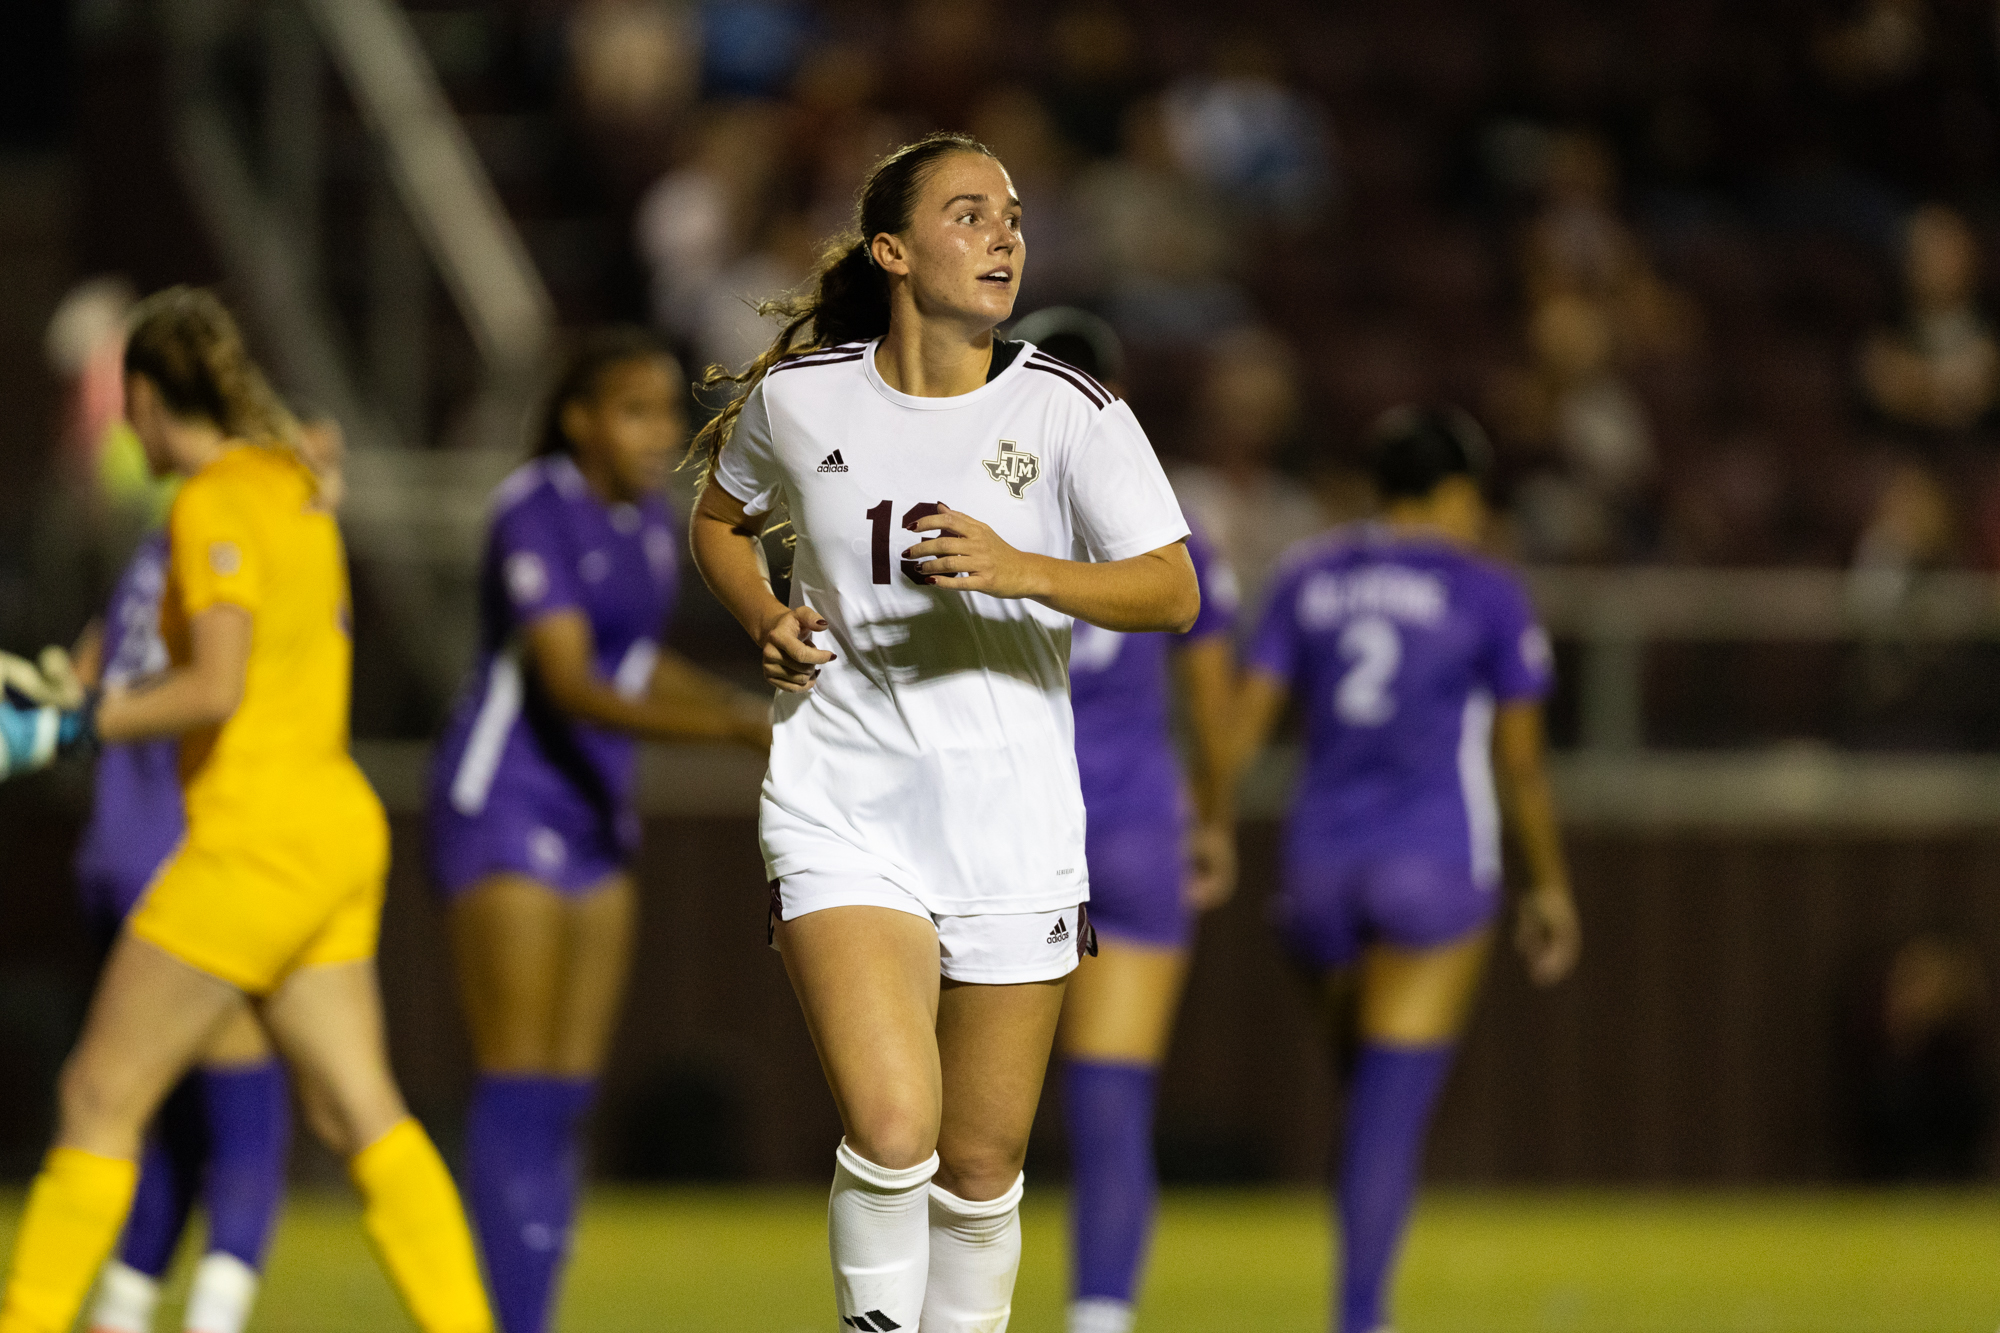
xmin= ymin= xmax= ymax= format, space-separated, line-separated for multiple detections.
xmin=427 ymin=456 xmax=679 ymax=892
xmin=1246 ymin=526 xmax=1552 ymax=884
xmin=73 ymin=532 xmax=186 ymax=923
xmin=1070 ymin=524 xmax=1238 ymax=828
xmin=1068 ymin=525 xmax=1236 ymax=947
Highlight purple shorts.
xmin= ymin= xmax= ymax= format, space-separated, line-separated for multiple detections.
xmin=1272 ymin=853 xmax=1497 ymax=972
xmin=1082 ymin=816 xmax=1192 ymax=948
xmin=425 ymin=782 xmax=633 ymax=899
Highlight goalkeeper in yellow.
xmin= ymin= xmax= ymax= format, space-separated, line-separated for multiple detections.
xmin=0 ymin=287 xmax=493 ymax=1333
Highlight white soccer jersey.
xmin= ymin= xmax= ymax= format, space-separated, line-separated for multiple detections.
xmin=714 ymin=338 xmax=1191 ymax=914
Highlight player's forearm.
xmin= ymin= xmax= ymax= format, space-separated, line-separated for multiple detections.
xmin=1025 ymin=547 xmax=1198 ymax=633
xmin=1498 ymin=765 xmax=1570 ymax=893
xmin=691 ymin=512 xmax=788 ymax=642
xmin=1175 ymin=640 xmax=1237 ymax=824
xmin=97 ymin=668 xmax=240 ymax=743
xmin=1224 ymin=672 xmax=1290 ymax=790
xmin=541 ymin=672 xmax=746 ymax=744
xmin=1493 ymin=703 xmax=1570 ymax=893
xmin=649 ymin=652 xmax=770 ymax=744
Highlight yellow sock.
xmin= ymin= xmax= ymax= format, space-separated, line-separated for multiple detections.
xmin=0 ymin=1147 xmax=139 ymax=1333
xmin=351 ymin=1118 xmax=493 ymax=1333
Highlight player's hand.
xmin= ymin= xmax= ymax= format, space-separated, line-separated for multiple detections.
xmin=1184 ymin=820 xmax=1238 ymax=911
xmin=0 ymin=647 xmax=85 ymax=709
xmin=903 ymin=504 xmax=1044 ymax=598
xmin=759 ymin=605 xmax=836 ymax=693
xmin=1515 ymin=883 xmax=1580 ymax=986
xmin=0 ymin=698 xmax=93 ymax=780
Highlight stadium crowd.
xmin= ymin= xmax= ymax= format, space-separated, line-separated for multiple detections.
xmin=514 ymin=0 xmax=2000 ymax=586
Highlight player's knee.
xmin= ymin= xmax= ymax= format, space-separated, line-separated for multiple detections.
xmin=845 ymin=1104 xmax=940 ymax=1171
xmin=935 ymin=1142 xmax=1027 ymax=1201
xmin=56 ymin=1054 xmax=145 ymax=1143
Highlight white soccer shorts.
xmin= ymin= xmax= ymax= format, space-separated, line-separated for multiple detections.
xmin=771 ymin=871 xmax=1093 ymax=984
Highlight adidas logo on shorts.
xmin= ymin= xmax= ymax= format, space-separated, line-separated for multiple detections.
xmin=842 ymin=1312 xmax=902 ymax=1330
xmin=818 ymin=450 xmax=849 ymax=472
xmin=1046 ymin=916 xmax=1070 ymax=945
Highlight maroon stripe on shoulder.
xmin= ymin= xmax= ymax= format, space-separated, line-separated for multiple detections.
xmin=1028 ymin=351 xmax=1111 ymax=401
xmin=1027 ymin=352 xmax=1113 ymax=406
xmin=1025 ymin=359 xmax=1110 ymax=409
xmin=771 ymin=352 xmax=864 ymax=375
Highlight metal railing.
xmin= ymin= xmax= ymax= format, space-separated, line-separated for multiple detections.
xmin=160 ymin=0 xmax=555 ymax=698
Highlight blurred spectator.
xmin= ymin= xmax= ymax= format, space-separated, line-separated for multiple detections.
xmin=1815 ymin=0 xmax=1928 ymax=88
xmin=801 ymin=108 xmax=914 ymax=242
xmin=1492 ymin=293 xmax=1657 ymax=561
xmin=1075 ymin=98 xmax=1249 ymax=343
xmin=690 ymin=209 xmax=815 ymax=377
xmin=789 ymin=37 xmax=886 ymax=180
xmin=893 ymin=0 xmax=996 ymax=130
xmin=1847 ymin=934 xmax=1992 ymax=1180
xmin=1848 ymin=459 xmax=1957 ymax=620
xmin=1521 ymin=131 xmax=1698 ymax=362
xmin=1858 ymin=205 xmax=1999 ymax=436
xmin=1167 ymin=327 xmax=1327 ymax=606
xmin=1844 ymin=461 xmax=1966 ymax=741
xmin=969 ymin=86 xmax=1092 ymax=306
xmin=699 ymin=0 xmax=812 ymax=99
xmin=634 ymin=102 xmax=787 ymax=343
xmin=1041 ymin=3 xmax=1143 ymax=160
xmin=44 ymin=275 xmax=165 ymax=525
xmin=1160 ymin=34 xmax=1335 ymax=228
xmin=567 ymin=0 xmax=698 ymax=127
xmin=1660 ymin=437 xmax=1789 ymax=565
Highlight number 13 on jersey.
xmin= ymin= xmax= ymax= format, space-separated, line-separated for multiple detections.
xmin=865 ymin=500 xmax=951 ymax=586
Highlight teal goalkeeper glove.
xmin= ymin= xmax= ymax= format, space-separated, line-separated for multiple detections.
xmin=0 ymin=695 xmax=95 ymax=779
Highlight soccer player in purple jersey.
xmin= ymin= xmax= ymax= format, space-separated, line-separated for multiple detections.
xmin=1233 ymin=407 xmax=1581 ymax=1333
xmin=425 ymin=328 xmax=768 ymax=1333
xmin=1014 ymin=308 xmax=1242 ymax=1333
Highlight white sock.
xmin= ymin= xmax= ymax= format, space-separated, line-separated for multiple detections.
xmin=829 ymin=1139 xmax=937 ymax=1332
xmin=921 ymin=1173 xmax=1025 ymax=1333
xmin=182 ymin=1252 xmax=260 ymax=1333
xmin=88 ymin=1260 xmax=161 ymax=1333
xmin=1068 ymin=1296 xmax=1136 ymax=1333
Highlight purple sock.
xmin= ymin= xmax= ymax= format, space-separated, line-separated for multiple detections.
xmin=120 ymin=1076 xmax=207 ymax=1276
xmin=1064 ymin=1059 xmax=1160 ymax=1303
xmin=467 ymin=1074 xmax=597 ymax=1333
xmin=198 ymin=1060 xmax=292 ymax=1268
xmin=1336 ymin=1043 xmax=1455 ymax=1333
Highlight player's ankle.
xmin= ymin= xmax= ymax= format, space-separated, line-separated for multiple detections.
xmin=1068 ymin=1296 xmax=1135 ymax=1333
xmin=181 ymin=1251 xmax=259 ymax=1333
xmin=88 ymin=1259 xmax=161 ymax=1333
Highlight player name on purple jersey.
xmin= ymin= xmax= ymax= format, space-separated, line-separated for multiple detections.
xmin=1247 ymin=525 xmax=1553 ymax=884
xmin=74 ymin=531 xmax=187 ymax=922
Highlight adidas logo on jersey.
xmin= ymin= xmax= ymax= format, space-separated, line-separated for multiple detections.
xmin=1046 ymin=916 xmax=1070 ymax=945
xmin=818 ymin=450 xmax=849 ymax=473
xmin=841 ymin=1312 xmax=902 ymax=1330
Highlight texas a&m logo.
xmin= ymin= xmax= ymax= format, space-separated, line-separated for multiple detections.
xmin=982 ymin=438 xmax=1040 ymax=499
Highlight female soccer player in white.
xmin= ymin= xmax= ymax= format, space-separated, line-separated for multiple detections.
xmin=689 ymin=132 xmax=1199 ymax=1332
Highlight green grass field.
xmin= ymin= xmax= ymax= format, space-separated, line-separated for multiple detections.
xmin=4 ymin=1187 xmax=1995 ymax=1332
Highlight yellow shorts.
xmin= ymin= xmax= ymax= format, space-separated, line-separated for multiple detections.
xmin=129 ymin=795 xmax=391 ymax=995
